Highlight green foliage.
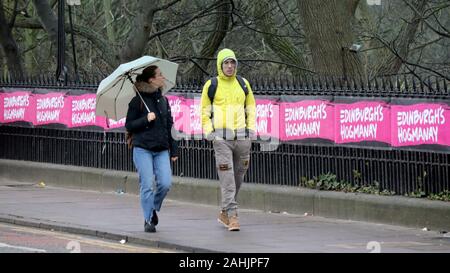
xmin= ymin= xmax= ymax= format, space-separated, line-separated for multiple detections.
xmin=428 ymin=191 xmax=450 ymax=202
xmin=404 ymin=189 xmax=426 ymax=198
xmin=404 ymin=172 xmax=427 ymax=198
xmin=302 ymin=172 xmax=449 ymax=202
xmin=352 ymin=169 xmax=362 ymax=182
xmin=300 ymin=173 xmax=395 ymax=195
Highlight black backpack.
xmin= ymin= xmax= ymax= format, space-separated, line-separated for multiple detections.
xmin=126 ymin=100 xmax=143 ymax=149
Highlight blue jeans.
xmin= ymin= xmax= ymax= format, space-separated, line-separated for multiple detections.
xmin=133 ymin=147 xmax=172 ymax=222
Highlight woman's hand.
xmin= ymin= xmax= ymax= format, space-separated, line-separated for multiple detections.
xmin=171 ymin=157 xmax=178 ymax=162
xmin=147 ymin=112 xmax=156 ymax=122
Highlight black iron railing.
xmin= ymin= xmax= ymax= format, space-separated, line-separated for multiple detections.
xmin=0 ymin=75 xmax=449 ymax=196
xmin=1 ymin=125 xmax=449 ymax=195
xmin=1 ymin=74 xmax=448 ymax=98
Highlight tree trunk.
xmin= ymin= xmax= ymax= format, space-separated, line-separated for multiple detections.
xmin=186 ymin=0 xmax=231 ymax=79
xmin=254 ymin=0 xmax=308 ymax=77
xmin=118 ymin=1 xmax=158 ymax=63
xmin=298 ymin=0 xmax=365 ymax=79
xmin=0 ymin=0 xmax=23 ymax=78
xmin=32 ymin=0 xmax=74 ymax=76
xmin=103 ymin=0 xmax=115 ymax=43
xmin=32 ymin=0 xmax=58 ymax=45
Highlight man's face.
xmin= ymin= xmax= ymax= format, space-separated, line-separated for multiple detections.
xmin=222 ymin=59 xmax=236 ymax=77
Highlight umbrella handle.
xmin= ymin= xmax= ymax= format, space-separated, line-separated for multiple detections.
xmin=133 ymin=86 xmax=151 ymax=113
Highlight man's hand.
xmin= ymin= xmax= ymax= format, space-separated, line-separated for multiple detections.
xmin=171 ymin=157 xmax=178 ymax=162
xmin=246 ymin=129 xmax=256 ymax=140
xmin=206 ymin=132 xmax=216 ymax=141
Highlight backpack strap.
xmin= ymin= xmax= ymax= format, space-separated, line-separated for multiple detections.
xmin=236 ymin=75 xmax=249 ymax=128
xmin=207 ymin=77 xmax=218 ymax=103
xmin=236 ymin=75 xmax=249 ymax=96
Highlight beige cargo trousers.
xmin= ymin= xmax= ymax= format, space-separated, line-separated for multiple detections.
xmin=213 ymin=138 xmax=251 ymax=215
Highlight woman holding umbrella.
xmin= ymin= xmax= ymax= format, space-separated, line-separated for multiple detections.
xmin=125 ymin=65 xmax=178 ymax=233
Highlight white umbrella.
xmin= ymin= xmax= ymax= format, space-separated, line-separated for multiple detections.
xmin=95 ymin=56 xmax=178 ymax=121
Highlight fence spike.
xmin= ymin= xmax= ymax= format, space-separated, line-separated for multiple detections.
xmin=435 ymin=76 xmax=440 ymax=93
xmin=403 ymin=75 xmax=409 ymax=92
xmin=427 ymin=76 xmax=433 ymax=93
xmin=388 ymin=76 xmax=394 ymax=91
xmin=412 ymin=76 xmax=417 ymax=92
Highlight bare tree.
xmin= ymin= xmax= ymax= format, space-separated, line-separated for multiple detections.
xmin=374 ymin=0 xmax=429 ymax=76
xmin=32 ymin=0 xmax=57 ymax=45
xmin=186 ymin=0 xmax=232 ymax=78
xmin=298 ymin=0 xmax=365 ymax=80
xmin=103 ymin=0 xmax=115 ymax=44
xmin=0 ymin=0 xmax=23 ymax=78
xmin=2 ymin=0 xmax=448 ymax=81
xmin=253 ymin=0 xmax=308 ymax=76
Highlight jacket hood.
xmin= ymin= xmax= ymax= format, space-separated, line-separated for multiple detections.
xmin=216 ymin=48 xmax=237 ymax=79
xmin=134 ymin=81 xmax=158 ymax=94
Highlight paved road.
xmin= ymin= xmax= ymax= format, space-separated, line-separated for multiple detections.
xmin=1 ymin=180 xmax=450 ymax=253
xmin=0 ymin=222 xmax=177 ymax=253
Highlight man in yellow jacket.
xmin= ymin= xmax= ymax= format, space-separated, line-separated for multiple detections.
xmin=201 ymin=48 xmax=256 ymax=231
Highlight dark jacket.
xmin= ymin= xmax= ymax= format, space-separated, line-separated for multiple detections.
xmin=125 ymin=82 xmax=178 ymax=157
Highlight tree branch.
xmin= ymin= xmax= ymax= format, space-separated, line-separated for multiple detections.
xmin=14 ymin=18 xmax=117 ymax=68
xmin=8 ymin=0 xmax=19 ymax=29
xmin=154 ymin=0 xmax=182 ymax=12
xmin=402 ymin=0 xmax=450 ymax=38
xmin=147 ymin=0 xmax=224 ymax=41
xmin=173 ymin=56 xmax=316 ymax=74
xmin=375 ymin=35 xmax=449 ymax=80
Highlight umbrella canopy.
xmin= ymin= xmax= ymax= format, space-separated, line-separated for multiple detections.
xmin=96 ymin=56 xmax=178 ymax=121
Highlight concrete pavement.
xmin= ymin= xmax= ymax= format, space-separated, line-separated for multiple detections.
xmin=1 ymin=178 xmax=450 ymax=252
xmin=1 ymin=159 xmax=450 ymax=231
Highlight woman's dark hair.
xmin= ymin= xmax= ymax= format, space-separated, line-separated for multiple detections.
xmin=136 ymin=65 xmax=158 ymax=82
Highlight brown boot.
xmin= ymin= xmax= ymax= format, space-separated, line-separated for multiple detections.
xmin=217 ymin=210 xmax=229 ymax=228
xmin=228 ymin=215 xmax=240 ymax=231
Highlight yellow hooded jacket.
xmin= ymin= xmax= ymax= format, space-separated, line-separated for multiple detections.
xmin=200 ymin=49 xmax=256 ymax=138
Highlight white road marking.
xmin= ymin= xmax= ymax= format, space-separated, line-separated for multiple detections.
xmin=0 ymin=242 xmax=47 ymax=253
xmin=1 ymin=223 xmax=172 ymax=253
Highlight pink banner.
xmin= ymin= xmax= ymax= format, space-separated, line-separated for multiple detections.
xmin=96 ymin=116 xmax=126 ymax=130
xmin=0 ymin=93 xmax=3 ymax=123
xmin=391 ymin=103 xmax=450 ymax=147
xmin=67 ymin=94 xmax=100 ymax=128
xmin=1 ymin=91 xmax=35 ymax=124
xmin=256 ymin=99 xmax=279 ymax=139
xmin=167 ymin=95 xmax=186 ymax=132
xmin=279 ymin=100 xmax=334 ymax=141
xmin=33 ymin=92 xmax=68 ymax=126
xmin=182 ymin=97 xmax=203 ymax=135
xmin=335 ymin=101 xmax=391 ymax=144
xmin=1 ymin=90 xmax=450 ymax=150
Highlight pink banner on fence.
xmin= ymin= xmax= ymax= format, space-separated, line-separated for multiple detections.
xmin=33 ymin=92 xmax=68 ymax=126
xmin=67 ymin=94 xmax=100 ymax=128
xmin=96 ymin=116 xmax=126 ymax=130
xmin=167 ymin=95 xmax=185 ymax=132
xmin=182 ymin=97 xmax=203 ymax=135
xmin=0 ymin=93 xmax=3 ymax=123
xmin=279 ymin=100 xmax=334 ymax=141
xmin=256 ymin=99 xmax=279 ymax=139
xmin=335 ymin=101 xmax=390 ymax=144
xmin=391 ymin=103 xmax=450 ymax=147
xmin=0 ymin=91 xmax=35 ymax=124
